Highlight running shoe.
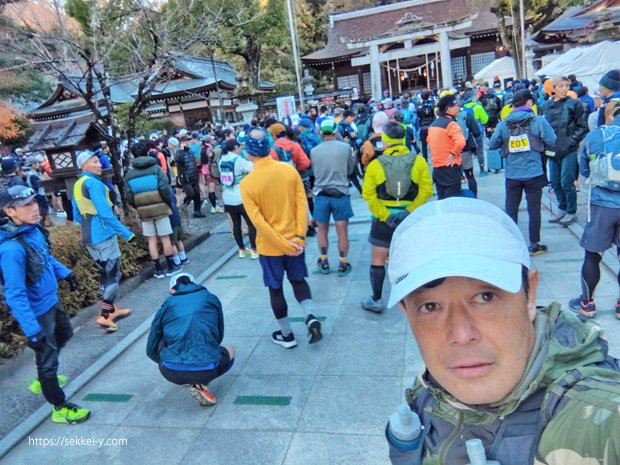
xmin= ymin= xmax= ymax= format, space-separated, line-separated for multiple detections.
xmin=568 ymin=296 xmax=597 ymax=318
xmin=271 ymin=330 xmax=298 ymax=349
xmin=361 ymin=296 xmax=385 ymax=313
xmin=305 ymin=315 xmax=323 ymax=344
xmin=239 ymin=249 xmax=250 ymax=258
xmin=317 ymin=257 xmax=330 ymax=274
xmin=190 ymin=384 xmax=217 ymax=406
xmin=528 ymin=243 xmax=548 ymax=256
xmin=337 ymin=262 xmax=352 ymax=277
xmin=51 ymin=402 xmax=90 ymax=424
xmin=250 ymin=250 xmax=259 ymax=260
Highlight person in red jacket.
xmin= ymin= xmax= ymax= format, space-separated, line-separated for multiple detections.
xmin=268 ymin=123 xmax=311 ymax=172
xmin=427 ymin=94 xmax=466 ymax=199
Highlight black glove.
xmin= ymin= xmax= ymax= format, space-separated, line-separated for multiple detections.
xmin=386 ymin=211 xmax=410 ymax=229
xmin=27 ymin=331 xmax=46 ymax=351
xmin=65 ymin=273 xmax=78 ymax=292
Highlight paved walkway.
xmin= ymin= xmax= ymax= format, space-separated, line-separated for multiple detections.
xmin=2 ymin=171 xmax=619 ymax=465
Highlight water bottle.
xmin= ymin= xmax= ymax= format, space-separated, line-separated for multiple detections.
xmin=465 ymin=438 xmax=501 ymax=465
xmin=386 ymin=404 xmax=424 ymax=452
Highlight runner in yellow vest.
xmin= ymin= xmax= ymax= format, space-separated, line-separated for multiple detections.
xmin=72 ymin=151 xmax=134 ymax=332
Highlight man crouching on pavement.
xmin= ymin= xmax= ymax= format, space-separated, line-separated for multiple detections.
xmin=386 ymin=197 xmax=620 ymax=465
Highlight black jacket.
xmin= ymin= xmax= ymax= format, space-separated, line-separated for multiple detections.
xmin=540 ymin=97 xmax=588 ymax=157
xmin=175 ymin=147 xmax=199 ymax=183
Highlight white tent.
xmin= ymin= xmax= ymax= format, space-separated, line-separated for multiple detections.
xmin=474 ymin=57 xmax=517 ymax=84
xmin=535 ymin=41 xmax=620 ymax=92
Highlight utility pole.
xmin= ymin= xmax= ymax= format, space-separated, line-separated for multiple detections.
xmin=519 ymin=0 xmax=527 ymax=79
xmin=285 ymin=0 xmax=304 ymax=112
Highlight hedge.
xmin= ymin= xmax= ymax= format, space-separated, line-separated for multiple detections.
xmin=0 ymin=222 xmax=148 ymax=359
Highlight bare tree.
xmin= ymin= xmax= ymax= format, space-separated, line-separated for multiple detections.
xmin=2 ymin=0 xmax=227 ymax=208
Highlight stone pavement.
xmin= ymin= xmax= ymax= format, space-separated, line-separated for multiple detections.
xmin=1 ymin=171 xmax=619 ymax=465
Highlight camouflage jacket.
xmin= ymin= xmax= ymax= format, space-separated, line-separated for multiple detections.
xmin=389 ymin=303 xmax=620 ymax=465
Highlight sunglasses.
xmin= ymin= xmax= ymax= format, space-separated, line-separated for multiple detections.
xmin=7 ymin=186 xmax=35 ymax=199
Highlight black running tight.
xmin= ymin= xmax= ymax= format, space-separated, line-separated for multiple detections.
xmin=268 ymin=280 xmax=311 ymax=319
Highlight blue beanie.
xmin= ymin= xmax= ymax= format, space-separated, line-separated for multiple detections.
xmin=1 ymin=157 xmax=16 ymax=174
xmin=600 ymin=69 xmax=620 ymax=92
xmin=244 ymin=127 xmax=271 ymax=157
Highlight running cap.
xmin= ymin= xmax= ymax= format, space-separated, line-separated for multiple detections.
xmin=387 ymin=197 xmax=530 ymax=307
xmin=319 ymin=118 xmax=336 ymax=135
xmin=169 ymin=272 xmax=195 ymax=290
xmin=0 ymin=185 xmax=37 ymax=209
xmin=76 ymin=150 xmax=97 ymax=168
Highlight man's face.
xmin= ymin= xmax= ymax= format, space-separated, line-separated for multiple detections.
xmin=554 ymin=81 xmax=570 ymax=99
xmin=5 ymin=199 xmax=40 ymax=225
xmin=599 ymin=86 xmax=613 ymax=98
xmin=81 ymin=156 xmax=102 ymax=176
xmin=446 ymin=104 xmax=460 ymax=117
xmin=400 ymin=272 xmax=538 ymax=405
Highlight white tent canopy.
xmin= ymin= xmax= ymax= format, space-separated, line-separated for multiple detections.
xmin=535 ymin=41 xmax=620 ymax=92
xmin=474 ymin=56 xmax=517 ymax=85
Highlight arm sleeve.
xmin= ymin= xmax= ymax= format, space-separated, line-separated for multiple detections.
xmin=476 ymin=105 xmax=489 ymax=125
xmin=579 ymin=136 xmax=592 ymax=179
xmin=240 ymin=181 xmax=297 ymax=254
xmin=448 ymin=122 xmax=466 ymax=154
xmin=157 ymin=168 xmax=172 ymax=204
xmin=293 ymin=143 xmax=311 ymax=171
xmin=569 ymin=101 xmax=589 ymax=146
xmin=146 ymin=305 xmax=165 ymax=363
xmin=408 ymin=157 xmax=433 ymax=212
xmin=50 ymin=255 xmax=72 ymax=280
xmin=89 ymin=181 xmax=134 ymax=241
xmin=239 ymin=158 xmax=254 ymax=174
xmin=488 ymin=124 xmax=504 ymax=150
xmin=362 ymin=160 xmax=391 ymax=222
xmin=71 ymin=197 xmax=82 ymax=225
xmin=540 ymin=118 xmax=557 ymax=148
xmin=1 ymin=247 xmax=41 ymax=337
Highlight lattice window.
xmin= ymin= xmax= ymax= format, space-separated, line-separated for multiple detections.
xmin=337 ymin=74 xmax=359 ymax=89
xmin=51 ymin=151 xmax=74 ymax=169
xmin=451 ymin=56 xmax=467 ymax=81
xmin=471 ymin=51 xmax=496 ymax=75
xmin=362 ymin=72 xmax=371 ymax=94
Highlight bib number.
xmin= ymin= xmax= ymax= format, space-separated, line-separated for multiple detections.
xmin=508 ymin=134 xmax=530 ymax=153
xmin=220 ymin=172 xmax=234 ymax=186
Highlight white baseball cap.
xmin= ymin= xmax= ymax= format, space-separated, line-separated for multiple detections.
xmin=169 ymin=272 xmax=195 ymax=290
xmin=387 ymin=198 xmax=531 ymax=308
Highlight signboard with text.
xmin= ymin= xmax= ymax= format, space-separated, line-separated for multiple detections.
xmin=276 ymin=96 xmax=296 ymax=122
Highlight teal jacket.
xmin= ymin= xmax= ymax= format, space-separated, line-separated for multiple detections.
xmin=146 ymin=282 xmax=225 ymax=370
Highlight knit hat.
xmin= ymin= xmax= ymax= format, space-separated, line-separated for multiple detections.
xmin=550 ymin=76 xmax=569 ymax=88
xmin=167 ymin=137 xmax=180 ymax=148
xmin=599 ymin=69 xmax=620 ymax=92
xmin=76 ymin=150 xmax=96 ymax=169
xmin=512 ymin=89 xmax=534 ymax=107
xmin=298 ymin=117 xmax=313 ymax=128
xmin=245 ymin=127 xmax=271 ymax=157
xmin=1 ymin=157 xmax=16 ymax=174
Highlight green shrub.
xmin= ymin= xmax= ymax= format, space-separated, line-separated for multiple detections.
xmin=0 ymin=223 xmax=149 ymax=358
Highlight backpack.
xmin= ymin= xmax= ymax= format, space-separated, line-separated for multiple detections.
xmin=0 ymin=227 xmax=49 ymax=288
xmin=501 ymin=117 xmax=545 ymax=157
xmin=376 ymin=152 xmax=418 ymax=202
xmin=455 ymin=112 xmax=470 ymax=142
xmin=219 ymin=156 xmax=240 ymax=188
xmin=481 ymin=93 xmax=500 ymax=120
xmin=300 ymin=131 xmax=321 ymax=158
xmin=356 ymin=115 xmax=371 ymax=141
xmin=274 ymin=145 xmax=294 ymax=165
xmin=417 ymin=101 xmax=436 ymax=128
xmin=208 ymin=146 xmax=222 ymax=179
xmin=589 ymin=125 xmax=620 ymax=191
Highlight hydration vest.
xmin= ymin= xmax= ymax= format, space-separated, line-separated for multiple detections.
xmin=73 ymin=175 xmax=113 ymax=217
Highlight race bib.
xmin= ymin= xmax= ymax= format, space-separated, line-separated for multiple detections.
xmin=220 ymin=172 xmax=234 ymax=187
xmin=508 ymin=134 xmax=530 ymax=153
